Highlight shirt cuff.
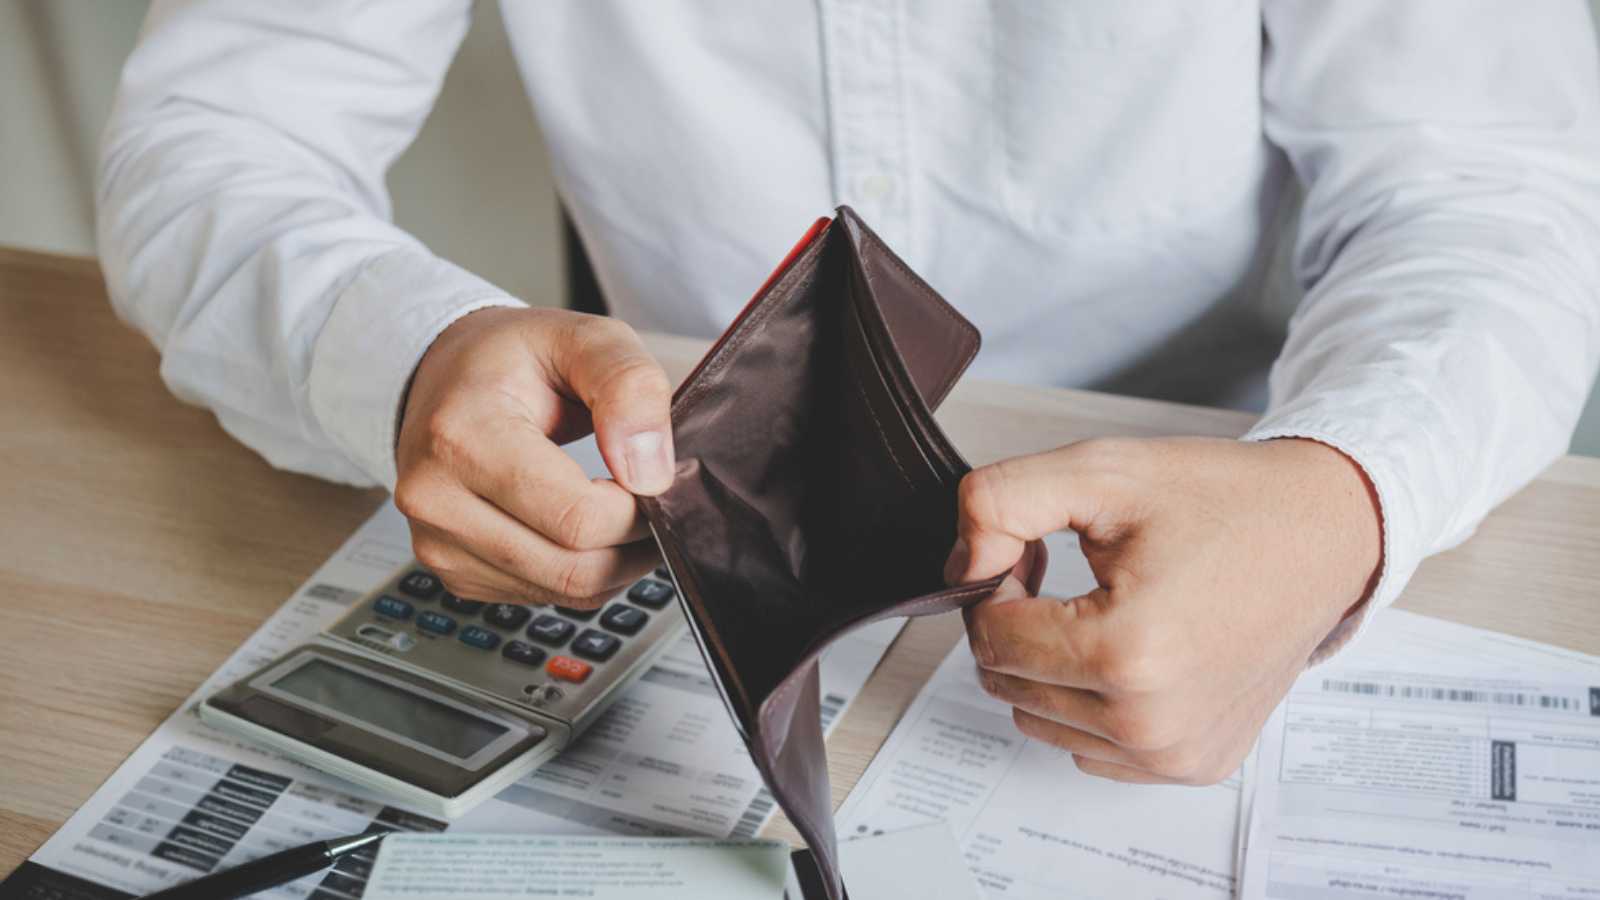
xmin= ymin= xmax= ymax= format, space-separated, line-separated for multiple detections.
xmin=308 ymin=248 xmax=527 ymax=489
xmin=1240 ymin=415 xmax=1418 ymax=664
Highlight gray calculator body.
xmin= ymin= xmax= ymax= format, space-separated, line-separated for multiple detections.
xmin=200 ymin=564 xmax=685 ymax=818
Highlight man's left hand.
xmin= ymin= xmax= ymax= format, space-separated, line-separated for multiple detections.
xmin=947 ymin=436 xmax=1382 ymax=785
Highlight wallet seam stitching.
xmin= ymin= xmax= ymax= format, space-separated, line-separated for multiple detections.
xmin=759 ymin=657 xmax=813 ymax=756
xmin=872 ymin=249 xmax=974 ymax=402
xmin=851 ymin=285 xmax=971 ymax=487
xmin=846 ymin=212 xmax=981 ymax=405
xmin=671 ymin=239 xmax=825 ymax=421
xmin=848 ymin=349 xmax=917 ymax=490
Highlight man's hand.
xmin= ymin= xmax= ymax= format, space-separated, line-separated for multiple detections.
xmin=947 ymin=436 xmax=1382 ymax=785
xmin=394 ymin=307 xmax=673 ymax=608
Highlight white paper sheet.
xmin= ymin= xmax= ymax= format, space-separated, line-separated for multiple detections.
xmin=836 ymin=823 xmax=985 ymax=900
xmin=837 ymin=532 xmax=1244 ymax=900
xmin=837 ymin=637 xmax=1243 ymax=899
xmin=364 ymin=834 xmax=790 ymax=900
xmin=11 ymin=440 xmax=906 ymax=899
xmin=1240 ymin=613 xmax=1600 ymax=900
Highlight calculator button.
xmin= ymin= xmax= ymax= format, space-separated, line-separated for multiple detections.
xmin=555 ymin=605 xmax=600 ymax=621
xmin=547 ymin=656 xmax=592 ymax=683
xmin=572 ymin=629 xmax=621 ymax=662
xmin=627 ymin=579 xmax=675 ymax=609
xmin=372 ymin=595 xmax=414 ymax=620
xmin=482 ymin=603 xmax=532 ymax=630
xmin=527 ymin=615 xmax=575 ymax=646
xmin=441 ymin=593 xmax=485 ymax=615
xmin=416 ymin=611 xmax=457 ymax=636
xmin=398 ymin=570 xmax=443 ymax=600
xmin=600 ymin=604 xmax=648 ymax=636
xmin=458 ymin=625 xmax=501 ymax=651
xmin=356 ymin=624 xmax=416 ymax=652
xmin=502 ymin=640 xmax=546 ymax=668
xmin=654 ymin=564 xmax=671 ymax=579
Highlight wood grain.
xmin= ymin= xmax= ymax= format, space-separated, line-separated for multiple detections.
xmin=2 ymin=248 xmax=1597 ymax=865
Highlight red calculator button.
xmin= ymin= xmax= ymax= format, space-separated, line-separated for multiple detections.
xmin=546 ymin=656 xmax=592 ymax=683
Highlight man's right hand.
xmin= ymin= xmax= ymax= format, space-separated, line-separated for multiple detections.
xmin=394 ymin=307 xmax=674 ymax=608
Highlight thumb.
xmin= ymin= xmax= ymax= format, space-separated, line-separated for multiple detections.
xmin=946 ymin=442 xmax=1130 ymax=584
xmin=547 ymin=316 xmax=676 ymax=495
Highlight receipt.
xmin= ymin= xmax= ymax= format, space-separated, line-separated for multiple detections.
xmin=364 ymin=834 xmax=789 ymax=900
xmin=1240 ymin=617 xmax=1600 ymax=900
xmin=835 ymin=823 xmax=984 ymax=900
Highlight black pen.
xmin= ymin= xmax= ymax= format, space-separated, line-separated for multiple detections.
xmin=140 ymin=830 xmax=387 ymax=899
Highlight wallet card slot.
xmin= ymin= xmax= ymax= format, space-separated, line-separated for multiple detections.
xmin=841 ymin=240 xmax=970 ymax=490
xmin=835 ymin=207 xmax=982 ymax=410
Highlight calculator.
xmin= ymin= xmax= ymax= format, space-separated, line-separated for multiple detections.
xmin=199 ymin=563 xmax=686 ymax=818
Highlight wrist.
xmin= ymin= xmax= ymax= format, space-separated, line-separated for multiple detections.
xmin=1261 ymin=436 xmax=1384 ymax=615
xmin=400 ymin=306 xmax=527 ymax=439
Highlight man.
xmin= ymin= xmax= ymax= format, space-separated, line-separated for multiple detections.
xmin=99 ymin=2 xmax=1600 ymax=786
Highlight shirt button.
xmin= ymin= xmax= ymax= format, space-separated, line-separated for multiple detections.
xmin=860 ymin=174 xmax=895 ymax=201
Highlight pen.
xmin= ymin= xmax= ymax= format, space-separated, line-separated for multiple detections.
xmin=140 ymin=829 xmax=387 ymax=899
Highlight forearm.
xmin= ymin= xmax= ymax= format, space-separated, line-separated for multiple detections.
xmin=98 ymin=0 xmax=518 ymax=487
xmin=1252 ymin=3 xmax=1600 ymax=637
xmin=1248 ymin=203 xmax=1600 ymax=558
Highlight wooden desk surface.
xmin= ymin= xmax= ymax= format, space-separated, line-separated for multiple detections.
xmin=3 ymin=246 xmax=1598 ymax=866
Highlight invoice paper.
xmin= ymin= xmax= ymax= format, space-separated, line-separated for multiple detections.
xmin=364 ymin=834 xmax=790 ymax=900
xmin=1240 ymin=614 xmax=1600 ymax=900
xmin=837 ymin=532 xmax=1243 ymax=900
xmin=835 ymin=823 xmax=985 ymax=900
xmin=3 ymin=441 xmax=905 ymax=900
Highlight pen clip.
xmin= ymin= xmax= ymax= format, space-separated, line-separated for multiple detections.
xmin=325 ymin=830 xmax=388 ymax=857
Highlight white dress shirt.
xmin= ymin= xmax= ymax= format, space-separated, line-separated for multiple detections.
xmin=99 ymin=1 xmax=1600 ymax=639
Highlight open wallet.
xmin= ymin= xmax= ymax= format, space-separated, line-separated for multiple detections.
xmin=639 ymin=206 xmax=1023 ymax=900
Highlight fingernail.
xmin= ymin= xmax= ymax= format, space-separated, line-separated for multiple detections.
xmin=624 ymin=430 xmax=674 ymax=494
xmin=944 ymin=537 xmax=970 ymax=585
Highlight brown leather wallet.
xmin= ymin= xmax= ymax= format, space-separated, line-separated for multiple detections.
xmin=639 ymin=206 xmax=1003 ymax=900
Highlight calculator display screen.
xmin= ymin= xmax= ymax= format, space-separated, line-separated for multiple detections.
xmin=271 ymin=658 xmax=509 ymax=760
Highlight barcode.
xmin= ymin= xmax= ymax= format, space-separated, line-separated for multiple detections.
xmin=731 ymin=789 xmax=777 ymax=838
xmin=1320 ymin=679 xmax=1577 ymax=711
xmin=819 ymin=692 xmax=848 ymax=731
xmin=728 ymin=693 xmax=849 ymax=838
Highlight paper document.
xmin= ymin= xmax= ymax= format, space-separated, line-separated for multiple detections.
xmin=364 ymin=834 xmax=790 ymax=900
xmin=3 ymin=441 xmax=905 ymax=899
xmin=837 ymin=532 xmax=1243 ymax=899
xmin=835 ymin=823 xmax=984 ymax=900
xmin=1240 ymin=613 xmax=1600 ymax=900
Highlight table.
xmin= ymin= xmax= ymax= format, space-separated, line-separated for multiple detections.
xmin=2 ymin=246 xmax=1598 ymax=866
